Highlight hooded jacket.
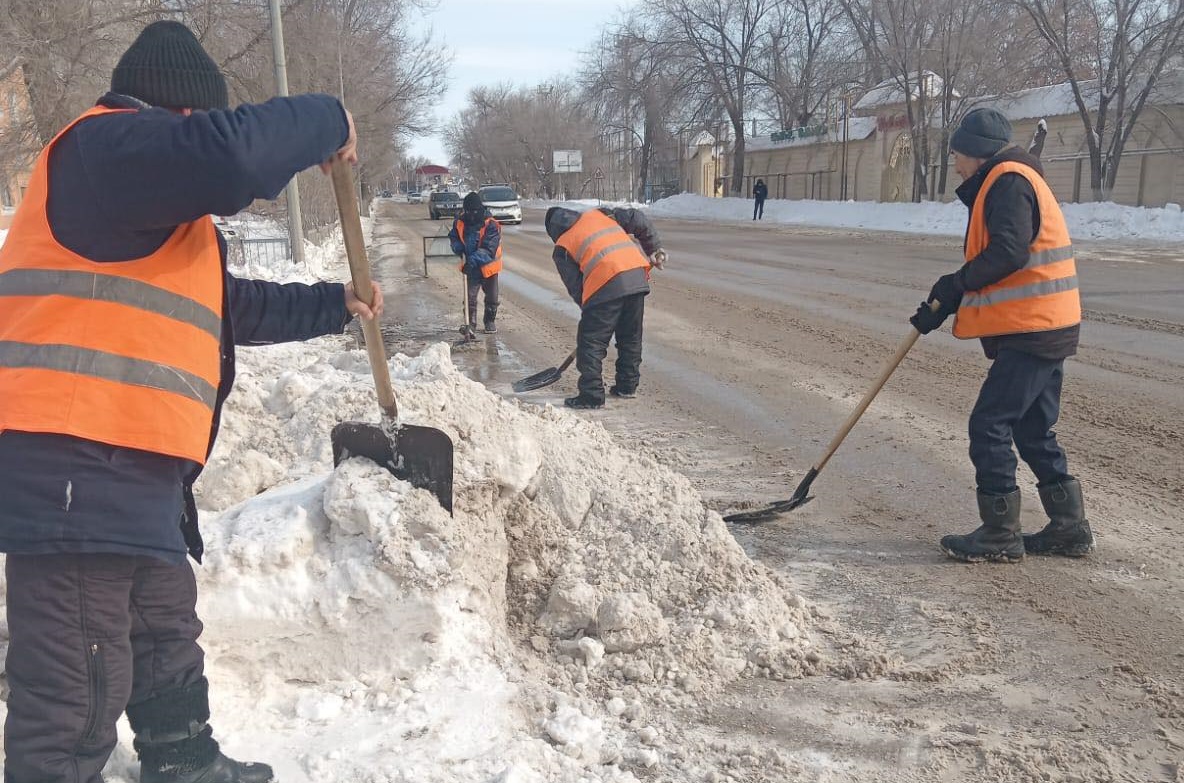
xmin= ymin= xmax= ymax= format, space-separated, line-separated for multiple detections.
xmin=545 ymin=206 xmax=660 ymax=308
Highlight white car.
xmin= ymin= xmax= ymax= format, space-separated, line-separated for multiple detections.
xmin=478 ymin=185 xmax=522 ymax=225
xmin=407 ymin=191 xmax=423 ymax=204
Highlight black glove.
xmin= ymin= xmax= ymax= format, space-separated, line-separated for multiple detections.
xmin=928 ymin=271 xmax=965 ymax=312
xmin=910 ymin=301 xmax=949 ymax=335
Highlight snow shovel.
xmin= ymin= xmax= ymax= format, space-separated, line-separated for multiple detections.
xmin=724 ymin=302 xmax=941 ymax=523
xmin=512 ymin=349 xmax=577 ymax=393
xmin=328 ymin=159 xmax=454 ymax=514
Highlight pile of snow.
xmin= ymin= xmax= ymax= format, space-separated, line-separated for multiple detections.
xmin=172 ymin=335 xmax=888 ymax=782
xmin=522 ymin=198 xmax=648 ymax=211
xmin=646 ymin=194 xmax=1184 ymax=241
xmin=0 ymin=228 xmax=7 ymax=247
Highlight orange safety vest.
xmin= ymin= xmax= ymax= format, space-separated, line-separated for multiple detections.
xmin=555 ymin=209 xmax=651 ymax=305
xmin=455 ymin=217 xmax=503 ymax=277
xmin=953 ymin=161 xmax=1081 ymax=339
xmin=0 ymin=106 xmax=224 ymax=464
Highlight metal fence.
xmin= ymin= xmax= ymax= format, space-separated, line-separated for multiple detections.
xmin=225 ymin=237 xmax=292 ymax=270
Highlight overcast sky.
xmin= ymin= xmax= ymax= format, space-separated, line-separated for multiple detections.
xmin=408 ymin=0 xmax=637 ymax=165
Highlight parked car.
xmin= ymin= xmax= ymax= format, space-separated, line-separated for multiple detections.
xmin=478 ymin=184 xmax=522 ymax=225
xmin=428 ymin=191 xmax=462 ymax=220
xmin=407 ymin=191 xmax=424 ymax=204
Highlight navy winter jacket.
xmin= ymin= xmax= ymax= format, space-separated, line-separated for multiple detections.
xmin=448 ymin=213 xmax=501 ymax=279
xmin=0 ymin=92 xmax=352 ymax=563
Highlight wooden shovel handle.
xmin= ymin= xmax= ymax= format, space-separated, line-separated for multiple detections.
xmin=331 ymin=159 xmax=397 ymax=420
xmin=813 ymin=299 xmax=942 ymax=473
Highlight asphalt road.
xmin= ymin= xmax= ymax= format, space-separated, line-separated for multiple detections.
xmin=372 ymin=199 xmax=1184 ymax=781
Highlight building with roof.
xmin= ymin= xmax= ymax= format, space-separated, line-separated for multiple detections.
xmin=688 ymin=71 xmax=1184 ymax=207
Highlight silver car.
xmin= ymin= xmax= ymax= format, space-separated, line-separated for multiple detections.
xmin=478 ymin=185 xmax=521 ymax=225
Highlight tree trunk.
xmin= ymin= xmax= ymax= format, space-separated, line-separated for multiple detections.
xmin=730 ymin=118 xmax=745 ymax=195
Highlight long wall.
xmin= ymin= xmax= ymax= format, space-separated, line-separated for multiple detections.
xmin=696 ymin=104 xmax=1184 ymax=207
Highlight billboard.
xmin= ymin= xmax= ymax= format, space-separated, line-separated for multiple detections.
xmin=553 ymin=149 xmax=583 ymax=173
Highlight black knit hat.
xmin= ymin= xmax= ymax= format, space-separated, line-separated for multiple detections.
xmin=111 ymin=21 xmax=228 ymax=111
xmin=463 ymin=192 xmax=484 ymax=215
xmin=950 ymin=108 xmax=1012 ymax=159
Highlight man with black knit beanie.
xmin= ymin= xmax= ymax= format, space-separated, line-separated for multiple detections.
xmin=909 ymin=107 xmax=1091 ymax=564
xmin=0 ymin=20 xmax=382 ymax=783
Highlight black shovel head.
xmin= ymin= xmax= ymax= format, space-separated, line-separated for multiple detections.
xmin=722 ymin=494 xmax=812 ymax=523
xmin=722 ymin=467 xmax=819 ymax=523
xmin=331 ymin=421 xmax=454 ymax=514
xmin=512 ymin=366 xmax=562 ymax=393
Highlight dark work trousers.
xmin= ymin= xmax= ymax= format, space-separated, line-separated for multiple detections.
xmin=753 ymin=198 xmax=765 ymax=220
xmin=4 ymin=553 xmax=206 ymax=783
xmin=576 ymin=292 xmax=646 ymax=402
xmin=466 ymin=274 xmax=499 ymax=326
xmin=968 ymin=348 xmax=1072 ymax=495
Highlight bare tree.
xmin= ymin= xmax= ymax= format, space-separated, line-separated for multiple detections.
xmin=651 ymin=0 xmax=774 ymax=195
xmin=1012 ymin=0 xmax=1184 ymax=200
xmin=757 ymin=0 xmax=846 ymax=128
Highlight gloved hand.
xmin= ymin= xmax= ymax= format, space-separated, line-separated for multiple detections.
xmin=471 ymin=249 xmax=492 ymax=267
xmin=650 ymin=248 xmax=668 ymax=270
xmin=910 ymin=301 xmax=949 ymax=334
xmin=927 ymin=271 xmax=965 ymax=312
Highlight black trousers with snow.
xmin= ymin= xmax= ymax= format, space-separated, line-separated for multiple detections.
xmin=4 ymin=553 xmax=209 ymax=783
xmin=576 ymin=292 xmax=646 ymax=402
xmin=969 ymin=348 xmax=1072 ymax=495
xmin=466 ymin=273 xmax=499 ymax=326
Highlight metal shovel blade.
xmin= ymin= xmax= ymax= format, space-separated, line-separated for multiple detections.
xmin=331 ymin=421 xmax=454 ymax=514
xmin=512 ymin=365 xmax=563 ymax=393
xmin=722 ymin=467 xmax=818 ymax=523
xmin=722 ymin=494 xmax=812 ymax=523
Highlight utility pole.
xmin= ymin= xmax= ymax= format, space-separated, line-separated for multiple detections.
xmin=268 ymin=0 xmax=305 ymax=267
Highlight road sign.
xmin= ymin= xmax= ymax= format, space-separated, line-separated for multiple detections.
xmin=594 ymin=167 xmax=604 ymax=180
xmin=554 ymin=149 xmax=583 ymax=174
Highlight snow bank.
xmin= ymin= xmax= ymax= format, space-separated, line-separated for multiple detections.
xmin=0 ymin=228 xmax=7 ymax=247
xmin=646 ymin=194 xmax=1184 ymax=241
xmin=171 ymin=334 xmax=869 ymax=781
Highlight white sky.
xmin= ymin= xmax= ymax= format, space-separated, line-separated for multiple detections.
xmin=407 ymin=0 xmax=637 ymax=165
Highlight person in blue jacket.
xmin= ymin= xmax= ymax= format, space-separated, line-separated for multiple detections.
xmin=448 ymin=192 xmax=503 ymax=333
xmin=0 ymin=21 xmax=380 ymax=783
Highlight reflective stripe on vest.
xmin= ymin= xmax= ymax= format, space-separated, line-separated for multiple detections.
xmin=953 ymin=161 xmax=1081 ymax=339
xmin=455 ymin=217 xmax=503 ymax=277
xmin=555 ymin=209 xmax=650 ymax=305
xmin=0 ymin=105 xmax=224 ymax=463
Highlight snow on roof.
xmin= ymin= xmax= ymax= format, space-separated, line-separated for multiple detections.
xmin=961 ymin=69 xmax=1184 ymax=121
xmin=745 ymin=116 xmax=878 ymax=151
xmin=853 ymin=71 xmax=947 ymax=113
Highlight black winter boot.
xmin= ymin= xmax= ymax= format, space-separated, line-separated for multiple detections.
xmin=483 ymin=305 xmax=498 ymax=333
xmin=129 ymin=680 xmax=274 ymax=783
xmin=564 ymin=394 xmax=604 ymax=409
xmin=940 ymin=489 xmax=1025 ymax=563
xmin=1025 ymin=478 xmax=1094 ymax=557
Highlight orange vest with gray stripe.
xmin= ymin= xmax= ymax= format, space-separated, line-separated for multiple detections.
xmin=0 ymin=106 xmax=224 ymax=464
xmin=555 ymin=209 xmax=651 ymax=305
xmin=454 ymin=217 xmax=503 ymax=277
xmin=953 ymin=161 xmax=1081 ymax=339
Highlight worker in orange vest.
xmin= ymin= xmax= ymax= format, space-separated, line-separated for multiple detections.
xmin=544 ymin=206 xmax=666 ymax=409
xmin=0 ymin=21 xmax=379 ymax=783
xmin=911 ymin=108 xmax=1091 ymax=563
xmin=449 ymin=192 xmax=502 ymax=333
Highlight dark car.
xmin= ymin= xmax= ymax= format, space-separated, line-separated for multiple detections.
xmin=428 ymin=191 xmax=463 ymax=220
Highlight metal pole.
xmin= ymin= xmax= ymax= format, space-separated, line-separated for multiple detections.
xmin=842 ymin=95 xmax=850 ymax=200
xmin=268 ymin=0 xmax=306 ymax=267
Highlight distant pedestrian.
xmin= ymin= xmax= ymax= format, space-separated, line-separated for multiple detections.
xmin=910 ymin=107 xmax=1090 ymax=564
xmin=544 ymin=206 xmax=666 ymax=409
xmin=449 ymin=192 xmax=503 ymax=333
xmin=753 ymin=178 xmax=768 ymax=220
